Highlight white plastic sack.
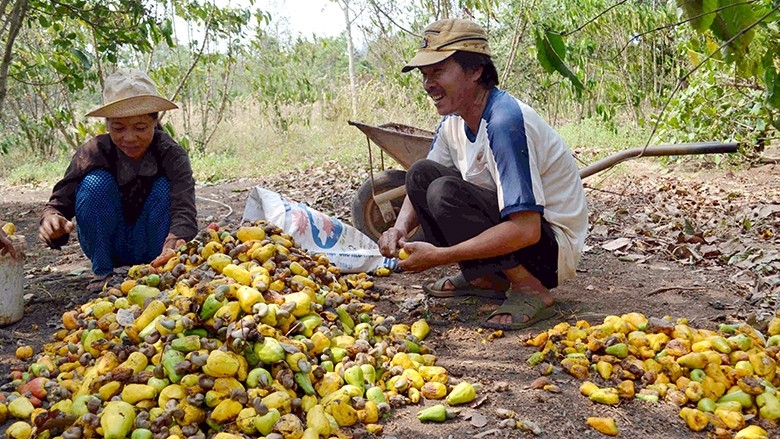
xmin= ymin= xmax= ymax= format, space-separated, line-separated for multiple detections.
xmin=242 ymin=186 xmax=398 ymax=273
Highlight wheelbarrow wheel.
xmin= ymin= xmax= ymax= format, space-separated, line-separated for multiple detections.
xmin=351 ymin=170 xmax=422 ymax=242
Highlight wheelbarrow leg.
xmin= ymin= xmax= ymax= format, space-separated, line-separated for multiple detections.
xmin=351 ymin=170 xmax=423 ymax=242
xmin=373 ymin=185 xmax=407 ymax=223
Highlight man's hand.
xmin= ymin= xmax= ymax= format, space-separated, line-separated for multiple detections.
xmin=0 ymin=229 xmax=16 ymax=258
xmin=397 ymin=241 xmax=446 ymax=272
xmin=39 ymin=213 xmax=74 ymax=248
xmin=378 ymin=227 xmax=407 ymax=258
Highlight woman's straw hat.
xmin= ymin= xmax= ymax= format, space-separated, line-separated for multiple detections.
xmin=86 ymin=69 xmax=178 ymax=118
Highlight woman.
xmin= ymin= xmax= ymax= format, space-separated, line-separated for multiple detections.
xmin=39 ymin=69 xmax=197 ymax=292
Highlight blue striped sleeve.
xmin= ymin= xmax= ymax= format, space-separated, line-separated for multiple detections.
xmin=485 ymin=91 xmax=543 ymax=218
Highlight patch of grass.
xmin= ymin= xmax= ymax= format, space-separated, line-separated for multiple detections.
xmin=190 ymin=153 xmax=244 ymax=183
xmin=194 ymin=115 xmax=371 ymax=181
xmin=558 ymin=118 xmax=650 ymax=155
xmin=556 ymin=118 xmax=651 ymax=172
xmin=3 ymin=156 xmax=70 ymax=185
xmin=0 ymin=87 xmax=655 ymax=187
xmin=186 ymin=84 xmax=438 ymax=182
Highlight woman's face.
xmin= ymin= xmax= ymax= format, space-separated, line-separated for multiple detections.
xmin=107 ymin=114 xmax=156 ymax=160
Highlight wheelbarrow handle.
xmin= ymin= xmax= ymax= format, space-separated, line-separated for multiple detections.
xmin=579 ymin=142 xmax=739 ymax=180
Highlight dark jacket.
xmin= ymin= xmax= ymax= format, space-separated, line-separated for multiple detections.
xmin=42 ymin=129 xmax=197 ymax=248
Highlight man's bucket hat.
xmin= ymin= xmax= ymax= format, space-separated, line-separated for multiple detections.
xmin=402 ymin=18 xmax=492 ymax=73
xmin=86 ymin=69 xmax=178 ymax=118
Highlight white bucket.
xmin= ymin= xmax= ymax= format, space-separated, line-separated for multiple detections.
xmin=0 ymin=235 xmax=25 ymax=326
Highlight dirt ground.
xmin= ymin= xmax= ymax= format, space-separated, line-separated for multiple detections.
xmin=1 ymin=159 xmax=779 ymax=438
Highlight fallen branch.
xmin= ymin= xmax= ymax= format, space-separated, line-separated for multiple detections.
xmin=474 ymin=429 xmax=502 ymax=439
xmin=579 ymin=142 xmax=738 ymax=180
xmin=648 ymin=286 xmax=706 ymax=296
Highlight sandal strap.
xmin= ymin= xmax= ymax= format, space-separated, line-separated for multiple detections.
xmin=427 ymin=273 xmax=465 ymax=291
xmin=485 ymin=292 xmax=556 ymax=330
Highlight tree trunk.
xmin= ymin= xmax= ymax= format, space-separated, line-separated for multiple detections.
xmin=341 ymin=0 xmax=358 ymax=117
xmin=501 ymin=0 xmax=536 ymax=86
xmin=0 ymin=0 xmax=29 ymax=117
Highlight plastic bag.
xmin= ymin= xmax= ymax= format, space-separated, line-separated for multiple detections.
xmin=242 ymin=186 xmax=398 ymax=273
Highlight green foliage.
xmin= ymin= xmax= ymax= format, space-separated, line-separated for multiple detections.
xmin=4 ymin=0 xmax=176 ymax=156
xmin=243 ymin=27 xmax=379 ymax=132
xmin=23 ymin=0 xmax=174 ymax=90
xmin=534 ymin=27 xmax=584 ymax=97
xmin=677 ymin=0 xmax=718 ymax=32
xmin=659 ymin=0 xmax=780 ymax=149
xmin=498 ymin=0 xmax=682 ymax=132
xmin=655 ymin=62 xmax=773 ymax=151
xmin=0 ymin=0 xmax=257 ymax=158
xmin=707 ymin=0 xmax=757 ymax=62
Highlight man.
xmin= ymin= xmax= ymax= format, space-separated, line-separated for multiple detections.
xmin=378 ymin=18 xmax=588 ymax=330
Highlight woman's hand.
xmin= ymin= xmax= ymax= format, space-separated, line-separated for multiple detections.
xmin=0 ymin=229 xmax=16 ymax=258
xmin=151 ymin=234 xmax=185 ymax=268
xmin=378 ymin=227 xmax=406 ymax=258
xmin=163 ymin=234 xmax=186 ymax=252
xmin=39 ymin=213 xmax=74 ymax=247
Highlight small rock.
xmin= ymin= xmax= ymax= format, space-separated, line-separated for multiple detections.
xmin=66 ymin=267 xmax=88 ymax=276
xmin=470 ymin=412 xmax=488 ymax=428
xmin=495 ymin=408 xmax=516 ymax=419
xmin=492 ymin=381 xmax=510 ymax=392
xmin=518 ymin=419 xmax=543 ymax=435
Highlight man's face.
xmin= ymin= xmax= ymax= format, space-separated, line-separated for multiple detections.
xmin=107 ymin=114 xmax=156 ymax=160
xmin=419 ymin=57 xmax=482 ymax=116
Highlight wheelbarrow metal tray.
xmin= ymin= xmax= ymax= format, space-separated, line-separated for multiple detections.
xmin=348 ymin=120 xmax=434 ymax=169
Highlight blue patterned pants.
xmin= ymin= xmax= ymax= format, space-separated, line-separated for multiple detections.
xmin=76 ymin=170 xmax=171 ymax=275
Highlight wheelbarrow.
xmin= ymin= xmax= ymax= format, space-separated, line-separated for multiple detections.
xmin=348 ymin=120 xmax=739 ymax=242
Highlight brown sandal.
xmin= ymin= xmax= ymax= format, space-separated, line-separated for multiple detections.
xmin=422 ymin=272 xmax=507 ymax=299
xmin=484 ymin=292 xmax=557 ymax=330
